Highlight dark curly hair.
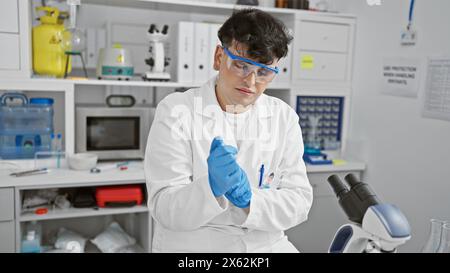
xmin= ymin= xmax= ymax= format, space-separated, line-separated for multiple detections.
xmin=218 ymin=8 xmax=293 ymax=65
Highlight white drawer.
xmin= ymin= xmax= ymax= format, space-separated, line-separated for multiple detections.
xmin=297 ymin=21 xmax=349 ymax=53
xmin=0 ymin=0 xmax=19 ymax=33
xmin=295 ymin=51 xmax=347 ymax=81
xmin=0 ymin=221 xmax=15 ymax=253
xmin=0 ymin=188 xmax=14 ymax=221
xmin=0 ymin=33 xmax=20 ymax=70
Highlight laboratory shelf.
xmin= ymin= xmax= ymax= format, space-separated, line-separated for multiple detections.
xmin=70 ymin=79 xmax=292 ymax=90
xmin=1 ymin=77 xmax=292 ymax=90
xmin=29 ymin=77 xmax=202 ymax=88
xmin=83 ymin=0 xmax=356 ymax=18
xmin=84 ymin=0 xmax=295 ymax=15
xmin=72 ymin=78 xmax=291 ymax=89
xmin=19 ymin=205 xmax=148 ymax=222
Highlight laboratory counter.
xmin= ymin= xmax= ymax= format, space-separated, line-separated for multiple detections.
xmin=0 ymin=160 xmax=365 ymax=188
xmin=0 ymin=160 xmax=365 ymax=253
xmin=0 ymin=161 xmax=146 ymax=189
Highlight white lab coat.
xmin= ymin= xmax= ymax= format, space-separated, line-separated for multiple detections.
xmin=144 ymin=77 xmax=313 ymax=252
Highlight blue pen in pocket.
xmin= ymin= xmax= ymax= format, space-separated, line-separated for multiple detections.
xmin=258 ymin=164 xmax=265 ymax=189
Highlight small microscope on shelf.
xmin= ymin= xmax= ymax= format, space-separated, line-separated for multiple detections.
xmin=143 ymin=24 xmax=171 ymax=81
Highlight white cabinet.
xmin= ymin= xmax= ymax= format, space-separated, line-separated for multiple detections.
xmin=0 ymin=0 xmax=31 ymax=78
xmin=290 ymin=14 xmax=356 ymax=158
xmin=0 ymin=188 xmax=15 ymax=253
xmin=0 ymin=0 xmax=20 ymax=71
xmin=298 ymin=21 xmax=349 ymax=53
xmin=0 ymin=221 xmax=15 ymax=252
xmin=292 ymin=15 xmax=355 ymax=86
xmin=0 ymin=188 xmax=14 ymax=222
xmin=0 ymin=0 xmax=19 ymax=33
xmin=15 ymin=181 xmax=150 ymax=253
xmin=0 ymin=33 xmax=20 ymax=70
xmin=295 ymin=51 xmax=347 ymax=81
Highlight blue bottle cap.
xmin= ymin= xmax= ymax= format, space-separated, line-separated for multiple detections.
xmin=30 ymin=98 xmax=54 ymax=105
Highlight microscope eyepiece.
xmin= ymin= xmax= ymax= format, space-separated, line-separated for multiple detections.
xmin=344 ymin=173 xmax=361 ymax=188
xmin=327 ymin=173 xmax=381 ymax=224
xmin=327 ymin=175 xmax=349 ymax=197
xmin=162 ymin=25 xmax=169 ymax=35
xmin=148 ymin=24 xmax=156 ymax=34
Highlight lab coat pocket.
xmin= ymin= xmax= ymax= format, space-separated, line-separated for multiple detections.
xmin=259 ymin=167 xmax=281 ymax=190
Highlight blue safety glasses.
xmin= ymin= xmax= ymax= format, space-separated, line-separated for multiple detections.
xmin=222 ymin=47 xmax=279 ymax=84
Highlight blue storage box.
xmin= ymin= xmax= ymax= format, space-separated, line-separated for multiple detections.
xmin=0 ymin=93 xmax=54 ymax=159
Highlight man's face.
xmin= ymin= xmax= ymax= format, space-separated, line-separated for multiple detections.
xmin=213 ymin=42 xmax=279 ymax=111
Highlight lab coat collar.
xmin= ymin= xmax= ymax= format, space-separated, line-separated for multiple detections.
xmin=194 ymin=76 xmax=274 ymax=119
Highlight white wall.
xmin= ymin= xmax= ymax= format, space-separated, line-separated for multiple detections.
xmin=334 ymin=0 xmax=450 ymax=252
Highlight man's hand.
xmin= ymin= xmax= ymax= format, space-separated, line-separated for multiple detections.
xmin=207 ymin=137 xmax=241 ymax=197
xmin=225 ymin=170 xmax=252 ymax=208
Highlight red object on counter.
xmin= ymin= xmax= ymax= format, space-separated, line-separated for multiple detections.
xmin=95 ymin=185 xmax=144 ymax=208
xmin=35 ymin=208 xmax=48 ymax=215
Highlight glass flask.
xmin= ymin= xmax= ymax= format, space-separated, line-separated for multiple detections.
xmin=422 ymin=219 xmax=445 ymax=253
xmin=61 ymin=28 xmax=86 ymax=54
xmin=436 ymin=223 xmax=450 ymax=253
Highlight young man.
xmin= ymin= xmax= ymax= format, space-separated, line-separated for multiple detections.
xmin=144 ymin=9 xmax=313 ymax=252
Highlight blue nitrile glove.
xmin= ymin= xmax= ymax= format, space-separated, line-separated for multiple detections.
xmin=225 ymin=170 xmax=252 ymax=208
xmin=207 ymin=137 xmax=241 ymax=197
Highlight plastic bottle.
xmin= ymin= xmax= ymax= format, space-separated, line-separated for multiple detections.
xmin=56 ymin=133 xmax=62 ymax=168
xmin=21 ymin=221 xmax=42 ymax=253
xmin=51 ymin=133 xmax=56 ymax=153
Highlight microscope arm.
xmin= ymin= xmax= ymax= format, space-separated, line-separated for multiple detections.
xmin=329 ymin=224 xmax=378 ymax=253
